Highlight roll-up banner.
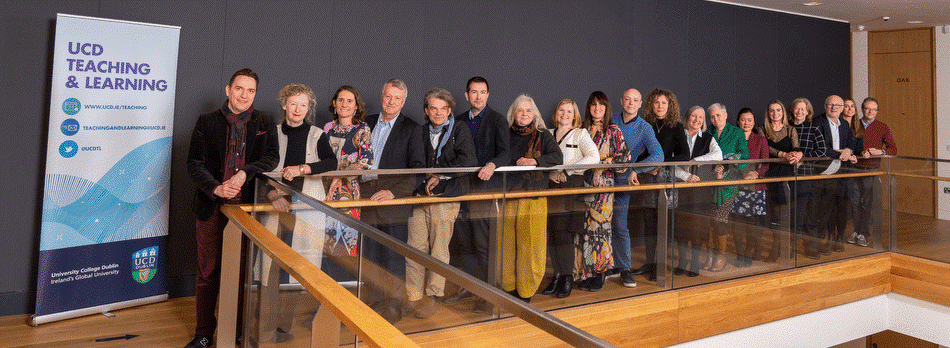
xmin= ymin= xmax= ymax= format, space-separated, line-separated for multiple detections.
xmin=33 ymin=14 xmax=180 ymax=325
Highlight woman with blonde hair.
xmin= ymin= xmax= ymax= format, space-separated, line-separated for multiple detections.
xmin=502 ymin=94 xmax=562 ymax=301
xmin=542 ymin=98 xmax=598 ymax=297
xmin=755 ymin=100 xmax=801 ymax=262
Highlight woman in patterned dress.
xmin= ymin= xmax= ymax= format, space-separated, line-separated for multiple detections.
xmin=575 ymin=91 xmax=630 ymax=291
xmin=322 ymin=85 xmax=373 ymax=257
xmin=731 ymin=108 xmax=769 ymax=268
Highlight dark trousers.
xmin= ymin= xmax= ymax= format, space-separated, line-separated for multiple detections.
xmin=450 ymin=201 xmax=491 ymax=282
xmin=548 ymin=209 xmax=583 ymax=275
xmin=362 ymin=223 xmax=409 ymax=278
xmin=195 ymin=211 xmax=247 ymax=338
xmin=631 ymin=207 xmax=658 ymax=267
xmin=804 ymin=178 xmax=838 ymax=246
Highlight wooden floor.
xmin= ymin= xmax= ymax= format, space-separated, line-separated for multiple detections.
xmin=2 ymin=211 xmax=947 ymax=347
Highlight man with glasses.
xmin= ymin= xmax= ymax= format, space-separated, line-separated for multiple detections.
xmin=804 ymin=95 xmax=858 ymax=259
xmin=851 ymin=97 xmax=897 ymax=248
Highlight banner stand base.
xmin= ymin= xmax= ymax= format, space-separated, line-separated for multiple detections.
xmin=31 ymin=293 xmax=168 ymax=326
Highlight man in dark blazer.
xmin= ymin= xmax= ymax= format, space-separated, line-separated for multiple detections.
xmin=442 ymin=76 xmax=510 ymax=313
xmin=360 ymin=79 xmax=425 ymax=321
xmin=804 ymin=94 xmax=859 ymax=259
xmin=185 ymin=68 xmax=279 ymax=348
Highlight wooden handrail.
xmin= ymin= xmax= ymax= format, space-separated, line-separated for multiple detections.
xmin=889 ymin=172 xmax=950 ymax=182
xmin=258 ymin=170 xmax=886 ymax=210
xmin=219 ymin=205 xmax=419 ymax=348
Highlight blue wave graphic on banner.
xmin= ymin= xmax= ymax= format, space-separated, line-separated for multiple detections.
xmin=41 ymin=137 xmax=171 ymax=251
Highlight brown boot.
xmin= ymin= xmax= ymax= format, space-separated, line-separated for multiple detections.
xmin=708 ymin=234 xmax=730 ymax=272
xmin=702 ymin=228 xmax=716 ymax=270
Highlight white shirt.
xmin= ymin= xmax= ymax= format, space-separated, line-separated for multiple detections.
xmin=820 ymin=117 xmax=842 ymax=175
xmin=675 ymin=130 xmax=722 ymax=181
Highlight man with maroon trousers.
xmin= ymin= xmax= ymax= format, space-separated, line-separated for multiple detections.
xmin=185 ymin=68 xmax=279 ymax=348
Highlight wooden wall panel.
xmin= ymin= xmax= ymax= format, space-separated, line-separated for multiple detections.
xmin=869 ymin=28 xmax=933 ymax=54
xmin=868 ymin=28 xmax=935 ymax=216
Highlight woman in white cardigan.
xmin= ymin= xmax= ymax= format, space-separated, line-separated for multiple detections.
xmin=266 ymin=82 xmax=340 ymax=256
xmin=541 ymin=98 xmax=599 ymax=298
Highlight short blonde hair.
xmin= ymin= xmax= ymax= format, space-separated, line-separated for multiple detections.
xmin=278 ymin=83 xmax=316 ymax=122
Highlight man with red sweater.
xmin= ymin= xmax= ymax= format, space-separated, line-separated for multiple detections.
xmin=851 ymin=97 xmax=897 ymax=247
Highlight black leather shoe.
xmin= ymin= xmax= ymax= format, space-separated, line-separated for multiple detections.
xmin=442 ymin=288 xmax=474 ymax=303
xmin=185 ymin=335 xmax=212 ymax=348
xmin=589 ymin=272 xmax=606 ymax=291
xmin=673 ymin=267 xmax=687 ymax=275
xmin=541 ymin=273 xmax=562 ymax=295
xmin=632 ymin=263 xmax=655 ymax=275
xmin=556 ymin=275 xmax=573 ymax=298
xmin=577 ymin=277 xmax=591 ymax=291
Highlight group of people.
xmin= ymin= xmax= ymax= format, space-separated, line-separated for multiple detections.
xmin=184 ymin=68 xmax=897 ymax=348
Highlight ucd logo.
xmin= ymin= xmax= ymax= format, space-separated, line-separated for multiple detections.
xmin=59 ymin=140 xmax=78 ymax=158
xmin=132 ymin=246 xmax=158 ymax=284
xmin=62 ymin=98 xmax=81 ymax=115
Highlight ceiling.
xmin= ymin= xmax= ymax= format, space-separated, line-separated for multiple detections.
xmin=711 ymin=0 xmax=950 ymax=32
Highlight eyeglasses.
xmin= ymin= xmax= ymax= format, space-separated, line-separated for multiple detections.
xmin=862 ymin=107 xmax=878 ymax=111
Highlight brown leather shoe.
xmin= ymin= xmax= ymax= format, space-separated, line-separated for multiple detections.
xmin=442 ymin=288 xmax=474 ymax=303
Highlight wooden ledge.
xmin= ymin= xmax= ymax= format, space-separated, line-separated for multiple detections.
xmin=411 ymin=253 xmax=950 ymax=348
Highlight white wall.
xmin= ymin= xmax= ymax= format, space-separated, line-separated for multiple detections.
xmin=669 ymin=294 xmax=950 ymax=348
xmin=851 ymin=31 xmax=869 ymax=104
xmin=936 ymin=26 xmax=950 ymax=220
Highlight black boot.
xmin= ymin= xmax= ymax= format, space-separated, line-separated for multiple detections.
xmin=541 ymin=273 xmax=561 ymax=295
xmin=556 ymin=275 xmax=573 ymax=298
xmin=589 ymin=272 xmax=606 ymax=291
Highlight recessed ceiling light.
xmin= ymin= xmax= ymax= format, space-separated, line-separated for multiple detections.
xmin=802 ymin=2 xmax=822 ymax=6
xmin=908 ymin=20 xmax=923 ymax=24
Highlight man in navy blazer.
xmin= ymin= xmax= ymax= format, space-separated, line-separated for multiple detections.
xmin=804 ymin=95 xmax=859 ymax=259
xmin=360 ymin=79 xmax=425 ymax=321
xmin=443 ymin=76 xmax=510 ymax=313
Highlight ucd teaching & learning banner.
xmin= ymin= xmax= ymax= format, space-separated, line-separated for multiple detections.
xmin=34 ymin=14 xmax=180 ymax=325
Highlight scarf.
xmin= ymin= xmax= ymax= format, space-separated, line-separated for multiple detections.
xmin=222 ymin=101 xmax=253 ymax=202
xmin=429 ymin=116 xmax=455 ymax=159
xmin=512 ymin=123 xmax=542 ymax=159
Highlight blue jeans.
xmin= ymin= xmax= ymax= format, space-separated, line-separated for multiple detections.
xmin=612 ymin=178 xmax=631 ymax=270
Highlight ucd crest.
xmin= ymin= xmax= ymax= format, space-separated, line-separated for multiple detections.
xmin=132 ymin=246 xmax=159 ymax=284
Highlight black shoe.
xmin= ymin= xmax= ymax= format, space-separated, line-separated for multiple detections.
xmin=620 ymin=270 xmax=637 ymax=287
xmin=556 ymin=275 xmax=573 ymax=298
xmin=648 ymin=271 xmax=657 ymax=282
xmin=604 ymin=267 xmax=621 ymax=278
xmin=589 ymin=272 xmax=606 ymax=291
xmin=687 ymin=270 xmax=699 ymax=277
xmin=472 ymin=299 xmax=491 ymax=313
xmin=541 ymin=273 xmax=561 ymax=295
xmin=577 ymin=277 xmax=591 ymax=291
xmin=632 ymin=263 xmax=655 ymax=275
xmin=442 ymin=288 xmax=474 ymax=303
xmin=185 ymin=335 xmax=212 ymax=348
xmin=673 ymin=267 xmax=687 ymax=275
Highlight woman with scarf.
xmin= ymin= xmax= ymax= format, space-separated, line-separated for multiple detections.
xmin=322 ymin=85 xmax=373 ymax=257
xmin=576 ymin=91 xmax=630 ymax=291
xmin=404 ymin=88 xmax=476 ymax=318
xmin=542 ymin=98 xmax=599 ymax=298
xmin=502 ymin=94 xmax=562 ymax=301
xmin=706 ymin=103 xmax=749 ymax=272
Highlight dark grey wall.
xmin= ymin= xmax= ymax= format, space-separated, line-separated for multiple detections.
xmin=0 ymin=0 xmax=849 ymax=316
